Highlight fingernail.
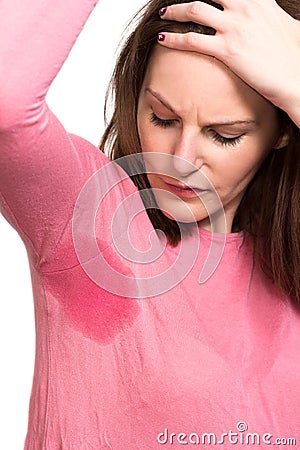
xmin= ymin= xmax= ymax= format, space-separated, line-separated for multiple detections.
xmin=157 ymin=33 xmax=166 ymax=42
xmin=159 ymin=7 xmax=167 ymax=17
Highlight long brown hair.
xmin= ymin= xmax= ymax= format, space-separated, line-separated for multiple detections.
xmin=100 ymin=0 xmax=300 ymax=307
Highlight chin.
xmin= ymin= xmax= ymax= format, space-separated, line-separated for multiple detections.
xmin=157 ymin=200 xmax=208 ymax=224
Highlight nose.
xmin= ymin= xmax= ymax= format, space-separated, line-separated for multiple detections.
xmin=172 ymin=129 xmax=204 ymax=176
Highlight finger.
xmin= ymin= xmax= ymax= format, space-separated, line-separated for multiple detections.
xmin=160 ymin=1 xmax=225 ymax=30
xmin=157 ymin=31 xmax=224 ymax=60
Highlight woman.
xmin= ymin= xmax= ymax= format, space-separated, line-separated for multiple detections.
xmin=0 ymin=0 xmax=300 ymax=448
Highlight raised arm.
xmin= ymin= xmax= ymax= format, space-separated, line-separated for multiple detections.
xmin=0 ymin=0 xmax=99 ymax=129
xmin=0 ymin=0 xmax=101 ymax=267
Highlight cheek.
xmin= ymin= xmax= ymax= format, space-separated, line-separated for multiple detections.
xmin=139 ymin=126 xmax=161 ymax=153
xmin=138 ymin=114 xmax=174 ymax=155
xmin=208 ymin=140 xmax=269 ymax=193
xmin=219 ymin=142 xmax=272 ymax=192
xmin=235 ymin=135 xmax=273 ymax=168
xmin=137 ymin=111 xmax=152 ymax=152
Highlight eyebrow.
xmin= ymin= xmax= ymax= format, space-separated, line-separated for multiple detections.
xmin=145 ymin=87 xmax=259 ymax=128
xmin=146 ymin=87 xmax=177 ymax=114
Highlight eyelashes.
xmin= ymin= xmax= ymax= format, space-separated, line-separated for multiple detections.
xmin=210 ymin=133 xmax=243 ymax=147
xmin=149 ymin=112 xmax=244 ymax=148
xmin=150 ymin=112 xmax=178 ymax=129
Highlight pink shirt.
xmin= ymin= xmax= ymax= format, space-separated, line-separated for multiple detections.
xmin=0 ymin=1 xmax=300 ymax=448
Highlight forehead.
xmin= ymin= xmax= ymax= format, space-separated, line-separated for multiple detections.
xmin=142 ymin=45 xmax=272 ymax=120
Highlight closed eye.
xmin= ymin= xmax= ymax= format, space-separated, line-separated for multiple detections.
xmin=210 ymin=131 xmax=244 ymax=147
xmin=150 ymin=112 xmax=244 ymax=147
xmin=149 ymin=112 xmax=178 ymax=128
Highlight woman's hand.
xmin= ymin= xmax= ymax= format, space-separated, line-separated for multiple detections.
xmin=158 ymin=0 xmax=300 ymax=127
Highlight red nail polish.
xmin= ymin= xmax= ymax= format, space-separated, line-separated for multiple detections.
xmin=158 ymin=33 xmax=166 ymax=42
xmin=159 ymin=7 xmax=167 ymax=17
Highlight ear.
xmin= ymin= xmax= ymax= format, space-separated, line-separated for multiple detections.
xmin=273 ymin=131 xmax=290 ymax=149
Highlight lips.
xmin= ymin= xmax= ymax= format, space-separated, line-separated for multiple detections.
xmin=163 ymin=180 xmax=207 ymax=199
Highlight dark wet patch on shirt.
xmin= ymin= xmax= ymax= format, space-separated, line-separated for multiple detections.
xmin=44 ymin=240 xmax=140 ymax=345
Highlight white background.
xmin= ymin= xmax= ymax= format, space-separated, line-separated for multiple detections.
xmin=0 ymin=1 xmax=145 ymax=448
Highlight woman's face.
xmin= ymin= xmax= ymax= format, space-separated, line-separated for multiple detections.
xmin=137 ymin=45 xmax=286 ymax=232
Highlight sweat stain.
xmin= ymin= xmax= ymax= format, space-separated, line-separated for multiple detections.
xmin=44 ymin=239 xmax=140 ymax=345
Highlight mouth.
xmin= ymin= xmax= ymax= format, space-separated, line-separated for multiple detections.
xmin=163 ymin=180 xmax=208 ymax=199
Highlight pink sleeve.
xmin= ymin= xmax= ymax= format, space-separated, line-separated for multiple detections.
xmin=0 ymin=0 xmax=101 ymax=266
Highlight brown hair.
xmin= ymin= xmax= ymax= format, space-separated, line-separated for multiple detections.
xmin=100 ymin=0 xmax=300 ymax=308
